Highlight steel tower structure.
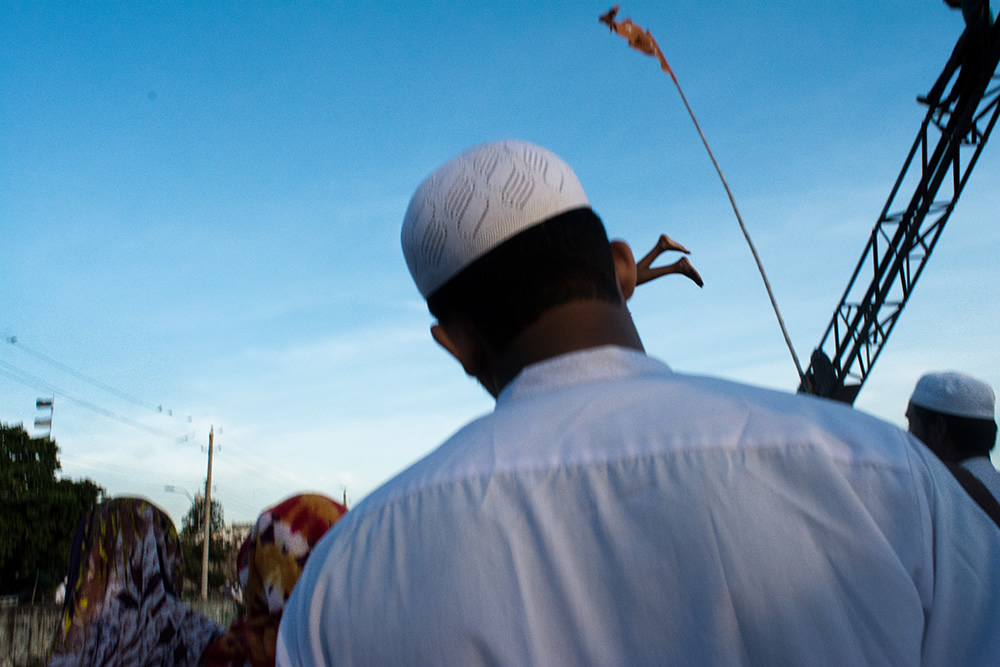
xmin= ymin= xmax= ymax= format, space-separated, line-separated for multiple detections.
xmin=800 ymin=9 xmax=1000 ymax=403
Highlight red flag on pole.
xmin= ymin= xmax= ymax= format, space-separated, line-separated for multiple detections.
xmin=599 ymin=5 xmax=675 ymax=81
xmin=598 ymin=5 xmax=805 ymax=383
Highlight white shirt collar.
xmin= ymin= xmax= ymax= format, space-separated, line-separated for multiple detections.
xmin=497 ymin=345 xmax=670 ymax=407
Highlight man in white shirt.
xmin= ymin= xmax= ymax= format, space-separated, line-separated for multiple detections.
xmin=277 ymin=140 xmax=1000 ymax=665
xmin=907 ymin=370 xmax=1000 ymax=503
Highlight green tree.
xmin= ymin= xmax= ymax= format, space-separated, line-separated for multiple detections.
xmin=178 ymin=495 xmax=230 ymax=595
xmin=180 ymin=494 xmax=225 ymax=536
xmin=0 ymin=423 xmax=105 ymax=599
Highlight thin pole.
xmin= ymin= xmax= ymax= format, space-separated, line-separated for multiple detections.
xmin=671 ymin=82 xmax=805 ymax=383
xmin=600 ymin=7 xmax=805 ymax=383
xmin=201 ymin=426 xmax=214 ymax=600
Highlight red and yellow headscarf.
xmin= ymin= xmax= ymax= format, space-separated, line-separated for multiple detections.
xmin=203 ymin=493 xmax=346 ymax=667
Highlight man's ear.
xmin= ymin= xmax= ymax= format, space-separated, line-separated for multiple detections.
xmin=431 ymin=321 xmax=488 ymax=379
xmin=610 ymin=240 xmax=637 ymax=301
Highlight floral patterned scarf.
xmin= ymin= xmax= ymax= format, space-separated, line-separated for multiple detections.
xmin=49 ymin=497 xmax=222 ymax=666
xmin=202 ymin=493 xmax=347 ymax=667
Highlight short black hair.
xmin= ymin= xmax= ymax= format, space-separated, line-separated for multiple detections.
xmin=908 ymin=403 xmax=998 ymax=458
xmin=426 ymin=207 xmax=621 ymax=353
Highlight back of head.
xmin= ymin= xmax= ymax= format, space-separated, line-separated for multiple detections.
xmin=63 ymin=497 xmax=184 ymax=612
xmin=400 ymin=140 xmax=621 ymax=352
xmin=242 ymin=493 xmax=346 ymax=618
xmin=909 ymin=371 xmax=998 ymax=457
xmin=51 ymin=498 xmax=221 ymax=666
xmin=203 ymin=493 xmax=347 ymax=667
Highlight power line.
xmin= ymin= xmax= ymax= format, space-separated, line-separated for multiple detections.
xmin=0 ymin=337 xmax=311 ymax=517
xmin=0 ymin=359 xmax=193 ymax=443
xmin=4 ymin=335 xmax=194 ymax=423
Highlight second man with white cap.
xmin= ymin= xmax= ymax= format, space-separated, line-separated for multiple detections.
xmin=907 ymin=371 xmax=1000 ymax=504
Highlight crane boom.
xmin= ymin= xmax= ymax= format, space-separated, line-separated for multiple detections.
xmin=800 ymin=11 xmax=1000 ymax=403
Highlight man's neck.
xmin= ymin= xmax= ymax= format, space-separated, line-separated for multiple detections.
xmin=490 ymin=300 xmax=644 ymax=393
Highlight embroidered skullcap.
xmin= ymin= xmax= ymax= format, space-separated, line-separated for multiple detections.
xmin=909 ymin=371 xmax=996 ymax=420
xmin=401 ymin=140 xmax=591 ymax=297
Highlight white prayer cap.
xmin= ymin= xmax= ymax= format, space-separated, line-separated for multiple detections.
xmin=401 ymin=140 xmax=590 ymax=298
xmin=909 ymin=371 xmax=996 ymax=420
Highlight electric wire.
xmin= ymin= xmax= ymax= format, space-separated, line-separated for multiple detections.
xmin=4 ymin=336 xmax=193 ymax=423
xmin=2 ymin=337 xmax=342 ymax=518
xmin=0 ymin=359 xmax=192 ymax=442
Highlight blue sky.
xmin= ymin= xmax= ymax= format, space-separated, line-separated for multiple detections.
xmin=3 ymin=1 xmax=998 ymax=525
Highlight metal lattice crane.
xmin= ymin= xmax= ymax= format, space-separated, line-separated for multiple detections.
xmin=799 ymin=6 xmax=1000 ymax=403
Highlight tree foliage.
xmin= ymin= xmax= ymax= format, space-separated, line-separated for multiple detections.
xmin=178 ymin=495 xmax=230 ymax=594
xmin=0 ymin=423 xmax=105 ymax=598
xmin=180 ymin=494 xmax=225 ymax=537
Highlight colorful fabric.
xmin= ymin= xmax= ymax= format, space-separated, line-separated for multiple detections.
xmin=49 ymin=497 xmax=222 ymax=666
xmin=203 ymin=493 xmax=346 ymax=667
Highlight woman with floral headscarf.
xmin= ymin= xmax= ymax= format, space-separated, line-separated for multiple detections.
xmin=49 ymin=497 xmax=222 ymax=666
xmin=202 ymin=493 xmax=347 ymax=667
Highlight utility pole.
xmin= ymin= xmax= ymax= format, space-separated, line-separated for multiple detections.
xmin=201 ymin=426 xmax=214 ymax=600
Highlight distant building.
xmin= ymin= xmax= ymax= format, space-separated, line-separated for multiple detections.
xmin=220 ymin=521 xmax=254 ymax=590
xmin=220 ymin=521 xmax=253 ymax=547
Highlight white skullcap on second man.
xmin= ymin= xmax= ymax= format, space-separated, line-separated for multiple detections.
xmin=909 ymin=371 xmax=996 ymax=420
xmin=400 ymin=140 xmax=591 ymax=298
